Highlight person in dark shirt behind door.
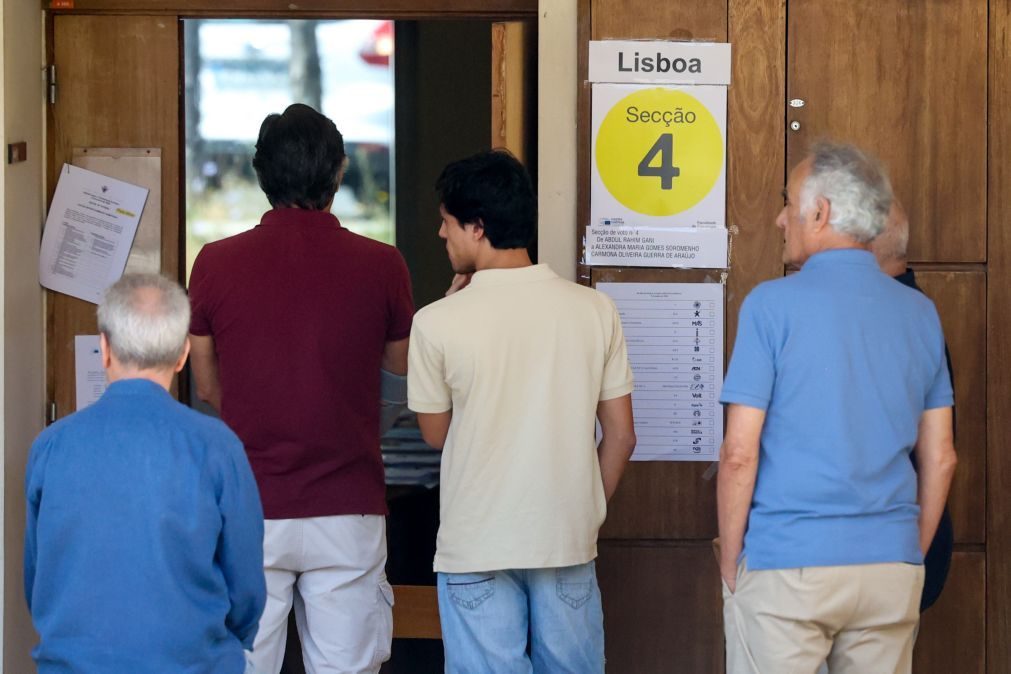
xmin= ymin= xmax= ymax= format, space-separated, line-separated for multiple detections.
xmin=871 ymin=198 xmax=956 ymax=613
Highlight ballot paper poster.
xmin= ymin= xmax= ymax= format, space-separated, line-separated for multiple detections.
xmin=39 ymin=164 xmax=149 ymax=304
xmin=598 ymin=281 xmax=724 ymax=462
xmin=587 ymin=41 xmax=730 ymax=269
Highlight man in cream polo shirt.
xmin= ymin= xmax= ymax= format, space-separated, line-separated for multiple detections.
xmin=408 ymin=149 xmax=637 ymax=673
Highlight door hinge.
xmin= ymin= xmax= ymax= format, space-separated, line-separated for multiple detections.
xmin=47 ymin=401 xmax=57 ymax=425
xmin=46 ymin=64 xmax=57 ymax=105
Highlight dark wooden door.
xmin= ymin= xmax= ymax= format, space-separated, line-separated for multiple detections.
xmin=786 ymin=0 xmax=987 ymax=264
xmin=579 ymin=0 xmax=998 ymax=672
xmin=787 ymin=3 xmax=988 ymax=671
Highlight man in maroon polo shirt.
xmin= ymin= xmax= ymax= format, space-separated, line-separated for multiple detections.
xmin=188 ymin=103 xmax=413 ymax=674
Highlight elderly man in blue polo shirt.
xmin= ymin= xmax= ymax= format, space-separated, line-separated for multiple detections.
xmin=717 ymin=141 xmax=957 ymax=674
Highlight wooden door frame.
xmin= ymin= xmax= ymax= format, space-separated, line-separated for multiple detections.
xmin=43 ymin=0 xmax=536 ymax=19
xmin=42 ymin=3 xmax=539 ymax=652
xmin=43 ymin=0 xmax=539 ymax=405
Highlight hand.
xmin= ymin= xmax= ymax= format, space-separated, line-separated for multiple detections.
xmin=721 ymin=566 xmax=737 ymax=594
xmin=446 ymin=273 xmax=473 ymax=296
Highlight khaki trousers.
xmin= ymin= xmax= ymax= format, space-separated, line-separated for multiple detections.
xmin=723 ymin=561 xmax=923 ymax=674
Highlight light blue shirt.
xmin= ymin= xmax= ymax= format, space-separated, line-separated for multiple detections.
xmin=721 ymin=249 xmax=953 ymax=571
xmin=24 ymin=379 xmax=266 ymax=673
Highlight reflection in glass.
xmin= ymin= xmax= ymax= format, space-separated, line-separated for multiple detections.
xmin=183 ymin=19 xmax=395 ymax=280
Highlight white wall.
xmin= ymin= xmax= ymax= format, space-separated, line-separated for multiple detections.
xmin=538 ymin=0 xmax=578 ymax=281
xmin=2 ymin=0 xmax=45 ymax=670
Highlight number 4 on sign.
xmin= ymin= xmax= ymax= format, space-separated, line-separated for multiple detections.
xmin=638 ymin=133 xmax=680 ymax=190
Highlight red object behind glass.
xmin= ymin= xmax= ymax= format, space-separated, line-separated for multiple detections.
xmin=359 ymin=20 xmax=393 ymax=67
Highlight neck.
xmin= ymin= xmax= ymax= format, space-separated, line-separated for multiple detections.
xmin=474 ymin=247 xmax=533 ymax=272
xmin=106 ymin=364 xmax=175 ymax=391
xmin=810 ymin=235 xmax=868 ymax=258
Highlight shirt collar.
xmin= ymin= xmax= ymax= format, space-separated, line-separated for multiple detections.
xmin=466 ymin=264 xmax=558 ymax=289
xmin=258 ymin=207 xmax=343 ymax=229
xmin=103 ymin=378 xmax=171 ymax=398
xmin=801 ymin=248 xmax=878 ymax=271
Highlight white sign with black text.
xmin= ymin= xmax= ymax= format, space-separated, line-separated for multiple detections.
xmin=589 ymin=40 xmax=731 ymax=85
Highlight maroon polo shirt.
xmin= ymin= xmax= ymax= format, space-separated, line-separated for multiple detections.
xmin=188 ymin=208 xmax=413 ymax=519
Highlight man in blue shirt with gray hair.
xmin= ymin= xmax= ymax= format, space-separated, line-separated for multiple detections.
xmin=24 ymin=273 xmax=266 ymax=673
xmin=718 ymin=141 xmax=957 ymax=674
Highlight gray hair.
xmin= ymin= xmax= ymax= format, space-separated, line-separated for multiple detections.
xmin=97 ymin=273 xmax=190 ymax=369
xmin=871 ymin=201 xmax=910 ymax=263
xmin=799 ymin=141 xmax=893 ymax=243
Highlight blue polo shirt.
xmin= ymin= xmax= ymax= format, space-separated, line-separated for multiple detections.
xmin=721 ymin=249 xmax=953 ymax=571
xmin=24 ymin=379 xmax=266 ymax=673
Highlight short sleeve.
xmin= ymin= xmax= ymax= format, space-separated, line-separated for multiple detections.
xmin=720 ymin=291 xmax=776 ymax=411
xmin=187 ymin=248 xmax=214 ymax=337
xmin=599 ymin=295 xmax=634 ymax=401
xmin=407 ymin=319 xmax=452 ymax=413
xmin=386 ymin=250 xmax=414 ymax=342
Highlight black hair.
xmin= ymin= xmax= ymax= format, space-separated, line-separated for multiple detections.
xmin=252 ymin=103 xmax=346 ymax=210
xmin=435 ymin=149 xmax=536 ymax=249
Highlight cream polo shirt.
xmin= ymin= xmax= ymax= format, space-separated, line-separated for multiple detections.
xmin=408 ymin=264 xmax=634 ymax=573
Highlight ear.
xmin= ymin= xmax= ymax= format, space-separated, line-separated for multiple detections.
xmin=99 ymin=333 xmax=112 ymax=370
xmin=174 ymin=337 xmax=192 ymax=374
xmin=470 ymin=218 xmax=487 ymax=241
xmin=811 ymin=196 xmax=831 ymax=231
xmin=335 ymin=156 xmax=350 ymax=190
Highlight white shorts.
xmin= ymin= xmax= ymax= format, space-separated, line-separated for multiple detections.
xmin=246 ymin=515 xmax=394 ymax=674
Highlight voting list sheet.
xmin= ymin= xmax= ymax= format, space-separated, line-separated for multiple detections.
xmin=598 ymin=282 xmax=724 ymax=461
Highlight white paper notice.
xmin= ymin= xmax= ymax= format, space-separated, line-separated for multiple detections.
xmin=73 ymin=148 xmax=162 ymax=276
xmin=598 ymin=282 xmax=724 ymax=461
xmin=39 ymin=164 xmax=149 ymax=304
xmin=75 ymin=335 xmax=106 ymax=411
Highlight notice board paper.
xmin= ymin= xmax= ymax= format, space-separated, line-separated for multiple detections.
xmin=39 ymin=164 xmax=149 ymax=304
xmin=598 ymin=282 xmax=724 ymax=461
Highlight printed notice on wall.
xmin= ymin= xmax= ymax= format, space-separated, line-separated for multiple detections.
xmin=75 ymin=335 xmax=106 ymax=411
xmin=587 ymin=41 xmax=730 ymax=269
xmin=598 ymin=282 xmax=724 ymax=462
xmin=73 ymin=148 xmax=162 ymax=276
xmin=39 ymin=164 xmax=148 ymax=304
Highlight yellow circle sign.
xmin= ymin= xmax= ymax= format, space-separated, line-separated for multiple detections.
xmin=595 ymin=88 xmax=724 ymax=217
